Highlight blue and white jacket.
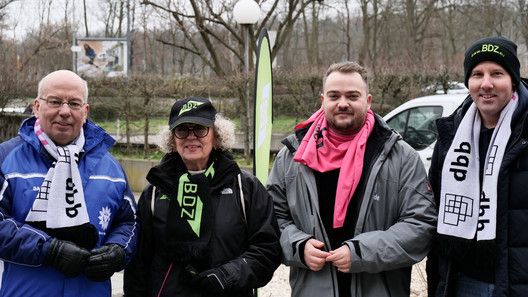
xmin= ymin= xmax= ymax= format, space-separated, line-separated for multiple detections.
xmin=0 ymin=117 xmax=139 ymax=297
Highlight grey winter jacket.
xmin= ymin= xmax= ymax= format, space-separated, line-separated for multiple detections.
xmin=266 ymin=114 xmax=437 ymax=297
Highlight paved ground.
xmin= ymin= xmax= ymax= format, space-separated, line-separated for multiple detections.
xmin=112 ymin=261 xmax=428 ymax=297
xmin=111 ymin=272 xmax=124 ymax=297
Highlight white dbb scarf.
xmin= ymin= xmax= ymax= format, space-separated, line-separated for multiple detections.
xmin=26 ymin=119 xmax=90 ymax=228
xmin=438 ymin=92 xmax=518 ymax=241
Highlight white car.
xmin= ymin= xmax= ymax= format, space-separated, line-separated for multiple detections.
xmin=383 ymin=93 xmax=468 ymax=171
xmin=423 ymin=81 xmax=469 ymax=94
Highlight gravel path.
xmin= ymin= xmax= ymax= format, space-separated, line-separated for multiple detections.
xmin=259 ymin=259 xmax=428 ymax=297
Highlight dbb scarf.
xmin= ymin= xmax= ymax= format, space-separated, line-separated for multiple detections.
xmin=438 ymin=92 xmax=518 ymax=241
xmin=26 ymin=119 xmax=97 ymax=249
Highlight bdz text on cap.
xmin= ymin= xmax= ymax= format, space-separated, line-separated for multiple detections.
xmin=169 ymin=97 xmax=217 ymax=130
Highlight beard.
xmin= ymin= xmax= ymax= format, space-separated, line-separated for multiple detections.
xmin=327 ymin=112 xmax=366 ymax=135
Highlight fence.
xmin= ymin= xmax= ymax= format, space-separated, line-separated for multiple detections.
xmin=0 ymin=113 xmax=29 ymax=143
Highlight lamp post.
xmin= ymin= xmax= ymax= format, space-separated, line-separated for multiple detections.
xmin=233 ymin=0 xmax=260 ymax=161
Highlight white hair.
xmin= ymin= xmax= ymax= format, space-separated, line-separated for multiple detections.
xmin=158 ymin=114 xmax=236 ymax=153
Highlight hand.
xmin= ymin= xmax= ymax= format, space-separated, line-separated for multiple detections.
xmin=44 ymin=238 xmax=91 ymax=277
xmin=304 ymin=238 xmax=330 ymax=271
xmin=190 ymin=268 xmax=227 ymax=292
xmin=326 ymin=245 xmax=352 ymax=273
xmin=84 ymin=244 xmax=125 ymax=282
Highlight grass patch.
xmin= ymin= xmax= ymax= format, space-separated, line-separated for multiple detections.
xmin=96 ymin=116 xmax=297 ymax=134
xmin=271 ymin=115 xmax=298 ymax=132
xmin=96 ymin=118 xmax=167 ymax=134
xmin=109 ymin=147 xmax=274 ymax=169
xmin=109 ymin=146 xmax=165 ymax=161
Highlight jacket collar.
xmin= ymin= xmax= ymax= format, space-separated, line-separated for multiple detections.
xmin=147 ymin=149 xmax=241 ymax=196
xmin=282 ymin=112 xmax=393 ymax=153
xmin=19 ymin=116 xmax=115 ymax=160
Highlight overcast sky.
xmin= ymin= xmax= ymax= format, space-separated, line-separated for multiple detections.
xmin=5 ymin=0 xmax=107 ymax=40
xmin=4 ymin=0 xmax=358 ymax=41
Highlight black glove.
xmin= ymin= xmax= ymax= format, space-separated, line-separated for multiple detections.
xmin=190 ymin=268 xmax=227 ymax=293
xmin=44 ymin=238 xmax=91 ymax=277
xmin=84 ymin=244 xmax=125 ymax=282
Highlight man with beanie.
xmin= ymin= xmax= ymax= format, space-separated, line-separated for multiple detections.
xmin=266 ymin=61 xmax=437 ymax=297
xmin=427 ymin=36 xmax=528 ymax=297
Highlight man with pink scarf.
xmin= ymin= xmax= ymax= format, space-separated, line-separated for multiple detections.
xmin=266 ymin=61 xmax=437 ymax=297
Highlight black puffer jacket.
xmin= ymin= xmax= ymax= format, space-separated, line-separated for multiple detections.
xmin=124 ymin=150 xmax=281 ymax=297
xmin=427 ymin=78 xmax=528 ymax=297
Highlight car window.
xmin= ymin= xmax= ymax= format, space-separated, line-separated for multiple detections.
xmin=386 ymin=105 xmax=443 ymax=150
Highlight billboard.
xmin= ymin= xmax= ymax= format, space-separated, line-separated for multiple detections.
xmin=75 ymin=38 xmax=128 ymax=77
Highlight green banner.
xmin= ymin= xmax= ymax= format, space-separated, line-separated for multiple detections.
xmin=253 ymin=29 xmax=273 ymax=184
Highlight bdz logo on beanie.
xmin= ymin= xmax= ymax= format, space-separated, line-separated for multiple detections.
xmin=463 ymin=36 xmax=520 ymax=87
xmin=470 ymin=44 xmax=505 ymax=59
xmin=464 ymin=36 xmax=521 ymax=87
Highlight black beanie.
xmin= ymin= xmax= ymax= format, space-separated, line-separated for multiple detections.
xmin=464 ymin=36 xmax=520 ymax=87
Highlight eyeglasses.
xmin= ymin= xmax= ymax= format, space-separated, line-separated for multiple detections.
xmin=38 ymin=98 xmax=85 ymax=111
xmin=174 ymin=125 xmax=210 ymax=139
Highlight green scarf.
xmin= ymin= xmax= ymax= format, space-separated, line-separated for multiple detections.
xmin=163 ymin=150 xmax=240 ymax=270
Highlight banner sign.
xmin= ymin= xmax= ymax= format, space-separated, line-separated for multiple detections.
xmin=253 ymin=28 xmax=273 ymax=184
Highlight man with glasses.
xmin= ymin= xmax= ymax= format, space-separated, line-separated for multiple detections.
xmin=0 ymin=70 xmax=139 ymax=297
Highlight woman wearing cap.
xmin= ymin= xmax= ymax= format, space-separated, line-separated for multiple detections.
xmin=427 ymin=36 xmax=528 ymax=297
xmin=123 ymin=97 xmax=281 ymax=297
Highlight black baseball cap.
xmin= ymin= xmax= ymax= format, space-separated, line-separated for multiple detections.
xmin=169 ymin=97 xmax=217 ymax=130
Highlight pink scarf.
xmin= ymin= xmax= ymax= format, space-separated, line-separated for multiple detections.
xmin=294 ymin=108 xmax=375 ymax=228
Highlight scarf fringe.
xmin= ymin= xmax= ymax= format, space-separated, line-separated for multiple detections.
xmin=436 ymin=234 xmax=498 ymax=266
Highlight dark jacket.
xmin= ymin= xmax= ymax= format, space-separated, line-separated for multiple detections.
xmin=124 ymin=150 xmax=281 ymax=297
xmin=427 ymin=78 xmax=528 ymax=297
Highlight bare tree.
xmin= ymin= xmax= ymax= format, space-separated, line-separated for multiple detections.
xmin=0 ymin=0 xmax=16 ymax=22
xmin=140 ymin=0 xmax=322 ymax=76
xmin=358 ymin=0 xmax=389 ymax=69
xmin=516 ymin=0 xmax=528 ymax=53
xmin=96 ymin=0 xmax=128 ymax=37
xmin=400 ymin=0 xmax=438 ymax=64
xmin=340 ymin=0 xmax=355 ymax=61
xmin=0 ymin=0 xmax=16 ymax=10
xmin=301 ymin=1 xmax=322 ymax=65
xmin=128 ymin=75 xmax=174 ymax=158
xmin=83 ymin=0 xmax=89 ymax=36
xmin=0 ymin=0 xmax=17 ymax=42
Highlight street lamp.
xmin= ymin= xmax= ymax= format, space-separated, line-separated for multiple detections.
xmin=233 ymin=0 xmax=260 ymax=161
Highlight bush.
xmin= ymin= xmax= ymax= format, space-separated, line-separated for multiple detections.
xmin=88 ymin=102 xmax=120 ymax=121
